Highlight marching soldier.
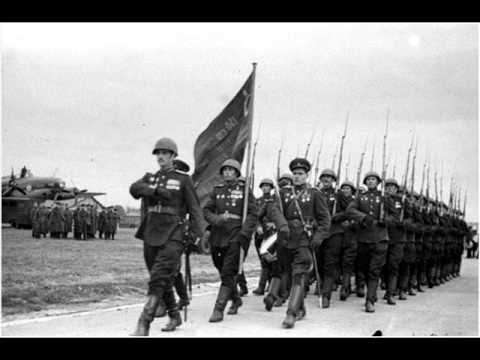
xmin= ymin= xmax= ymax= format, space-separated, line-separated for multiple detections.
xmin=345 ymin=171 xmax=389 ymax=313
xmin=255 ymin=178 xmax=290 ymax=310
xmin=204 ymin=159 xmax=257 ymax=323
xmin=382 ymin=178 xmax=406 ymax=305
xmin=421 ymin=198 xmax=434 ymax=288
xmin=278 ymin=173 xmax=293 ymax=188
xmin=337 ymin=181 xmax=358 ymax=301
xmin=130 ymin=138 xmax=203 ymax=335
xmin=253 ymin=178 xmax=276 ymax=296
xmin=316 ymin=168 xmax=352 ymax=308
xmin=410 ymin=193 xmax=425 ymax=294
xmin=277 ymin=158 xmax=330 ymax=328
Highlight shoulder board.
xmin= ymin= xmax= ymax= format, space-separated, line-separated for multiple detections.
xmin=173 ymin=169 xmax=188 ymax=177
xmin=214 ymin=182 xmax=225 ymax=188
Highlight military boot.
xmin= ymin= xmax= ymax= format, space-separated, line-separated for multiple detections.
xmin=366 ymin=279 xmax=379 ymax=310
xmin=356 ymin=284 xmax=365 ymax=298
xmin=131 ymin=294 xmax=161 ymax=336
xmin=227 ymin=286 xmax=243 ymax=315
xmin=322 ymin=276 xmax=334 ymax=308
xmin=162 ymin=309 xmax=182 ymax=332
xmin=237 ymin=272 xmax=249 ymax=297
xmin=282 ymin=278 xmax=304 ymax=329
xmin=253 ymin=268 xmax=269 ymax=296
xmin=296 ymin=298 xmax=306 ymax=321
xmin=339 ymin=273 xmax=351 ymax=301
xmin=209 ymin=286 xmax=231 ymax=323
xmin=386 ymin=275 xmax=397 ymax=305
xmin=263 ymin=277 xmax=281 ymax=311
xmin=154 ymin=298 xmax=167 ymax=318
xmin=365 ymin=300 xmax=375 ymax=313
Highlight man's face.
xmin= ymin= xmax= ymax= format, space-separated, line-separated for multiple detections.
xmin=222 ymin=166 xmax=238 ymax=181
xmin=320 ymin=175 xmax=334 ymax=188
xmin=366 ymin=176 xmax=379 ymax=190
xmin=292 ymin=169 xmax=307 ymax=185
xmin=341 ymin=186 xmax=353 ymax=197
xmin=261 ymin=184 xmax=272 ymax=195
xmin=156 ymin=150 xmax=175 ymax=168
xmin=385 ymin=184 xmax=398 ymax=195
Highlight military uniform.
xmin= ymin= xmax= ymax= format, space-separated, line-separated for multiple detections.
xmin=409 ymin=199 xmax=424 ymax=293
xmin=98 ymin=210 xmax=106 ymax=239
xmin=345 ymin=172 xmax=389 ymax=312
xmin=278 ymin=158 xmax=330 ymax=328
xmin=382 ymin=182 xmax=406 ymax=305
xmin=398 ymin=196 xmax=417 ymax=298
xmin=30 ymin=205 xmax=40 ymax=238
xmin=64 ymin=207 xmax=73 ymax=238
xmin=38 ymin=205 xmax=49 ymax=237
xmin=48 ymin=205 xmax=65 ymax=238
xmin=204 ymin=168 xmax=257 ymax=321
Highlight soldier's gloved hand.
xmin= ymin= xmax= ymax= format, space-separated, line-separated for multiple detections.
xmin=363 ymin=215 xmax=374 ymax=227
xmin=311 ymin=233 xmax=324 ymax=250
xmin=256 ymin=225 xmax=264 ymax=236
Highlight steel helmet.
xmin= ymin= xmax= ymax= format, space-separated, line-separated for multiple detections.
xmin=278 ymin=173 xmax=293 ymax=182
xmin=320 ymin=169 xmax=337 ymax=181
xmin=384 ymin=178 xmax=399 ymax=188
xmin=219 ymin=159 xmax=241 ymax=176
xmin=152 ymin=138 xmax=178 ymax=156
xmin=363 ymin=171 xmax=382 ymax=185
xmin=340 ymin=180 xmax=356 ymax=193
xmin=259 ymin=178 xmax=274 ymax=188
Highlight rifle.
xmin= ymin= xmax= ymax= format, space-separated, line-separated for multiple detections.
xmin=399 ymin=130 xmax=415 ymax=221
xmin=314 ymin=132 xmax=325 ymax=187
xmin=276 ymin=136 xmax=284 ymax=182
xmin=356 ymin=138 xmax=368 ymax=190
xmin=379 ymin=110 xmax=389 ymax=221
xmin=305 ymin=123 xmax=317 ymax=159
xmin=370 ymin=137 xmax=376 ymax=171
xmin=440 ymin=161 xmax=444 ymax=215
xmin=426 ymin=160 xmax=431 ymax=213
xmin=345 ymin=152 xmax=351 ymax=181
xmin=332 ymin=111 xmax=349 ymax=215
xmin=463 ymin=187 xmax=467 ymax=220
xmin=434 ymin=165 xmax=439 ymax=214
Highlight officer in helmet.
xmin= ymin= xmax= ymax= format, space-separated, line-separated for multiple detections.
xmin=130 ymin=138 xmax=204 ymax=335
xmin=204 ymin=159 xmax=257 ymax=323
xmin=278 ymin=173 xmax=293 ymax=188
xmin=344 ymin=171 xmax=389 ymax=313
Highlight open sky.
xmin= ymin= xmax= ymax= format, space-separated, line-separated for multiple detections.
xmin=1 ymin=23 xmax=478 ymax=221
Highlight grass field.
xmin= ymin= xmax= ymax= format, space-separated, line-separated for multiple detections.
xmin=1 ymin=227 xmax=261 ymax=317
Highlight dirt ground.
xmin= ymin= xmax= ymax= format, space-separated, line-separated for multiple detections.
xmin=1 ymin=227 xmax=261 ymax=319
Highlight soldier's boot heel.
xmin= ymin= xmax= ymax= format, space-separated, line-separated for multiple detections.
xmin=296 ymin=300 xmax=306 ymax=321
xmin=209 ymin=285 xmax=230 ymax=323
xmin=263 ymin=277 xmax=281 ymax=311
xmin=131 ymin=295 xmax=160 ymax=336
xmin=282 ymin=311 xmax=296 ymax=329
xmin=322 ymin=294 xmax=330 ymax=308
xmin=356 ymin=286 xmax=365 ymax=298
xmin=161 ymin=311 xmax=182 ymax=332
xmin=398 ymin=290 xmax=407 ymax=300
xmin=253 ymin=268 xmax=269 ymax=296
xmin=365 ymin=300 xmax=375 ymax=313
xmin=227 ymin=297 xmax=243 ymax=315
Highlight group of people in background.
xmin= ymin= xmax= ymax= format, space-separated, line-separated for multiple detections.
xmin=30 ymin=203 xmax=120 ymax=240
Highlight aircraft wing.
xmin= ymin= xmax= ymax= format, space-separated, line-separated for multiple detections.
xmin=2 ymin=196 xmax=33 ymax=201
xmin=76 ymin=192 xmax=106 ymax=197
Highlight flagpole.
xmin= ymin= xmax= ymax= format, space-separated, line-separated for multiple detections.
xmin=239 ymin=62 xmax=256 ymax=275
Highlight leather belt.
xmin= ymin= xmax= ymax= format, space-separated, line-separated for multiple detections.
xmin=219 ymin=212 xmax=242 ymax=220
xmin=147 ymin=205 xmax=179 ymax=216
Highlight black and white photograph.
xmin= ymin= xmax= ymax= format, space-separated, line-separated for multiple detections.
xmin=0 ymin=22 xmax=478 ymax=337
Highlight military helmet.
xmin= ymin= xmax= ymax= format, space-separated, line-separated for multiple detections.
xmin=259 ymin=178 xmax=274 ymax=188
xmin=289 ymin=158 xmax=311 ymax=173
xmin=340 ymin=180 xmax=356 ymax=193
xmin=238 ymin=176 xmax=246 ymax=184
xmin=152 ymin=138 xmax=178 ymax=156
xmin=363 ymin=171 xmax=382 ymax=185
xmin=220 ymin=158 xmax=241 ymax=176
xmin=278 ymin=173 xmax=293 ymax=182
xmin=320 ymin=169 xmax=337 ymax=181
xmin=384 ymin=178 xmax=399 ymax=188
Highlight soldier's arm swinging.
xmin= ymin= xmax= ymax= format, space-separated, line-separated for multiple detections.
xmin=183 ymin=177 xmax=204 ymax=240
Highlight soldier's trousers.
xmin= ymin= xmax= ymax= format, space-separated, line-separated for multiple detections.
xmin=399 ymin=241 xmax=416 ymax=291
xmin=211 ymin=242 xmax=241 ymax=292
xmin=356 ymin=241 xmax=388 ymax=302
xmin=285 ymin=246 xmax=313 ymax=285
xmin=411 ymin=239 xmax=423 ymax=288
xmin=422 ymin=236 xmax=433 ymax=284
xmin=144 ymin=240 xmax=184 ymax=306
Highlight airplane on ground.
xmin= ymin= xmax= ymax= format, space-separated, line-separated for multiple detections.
xmin=2 ymin=166 xmax=105 ymax=228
